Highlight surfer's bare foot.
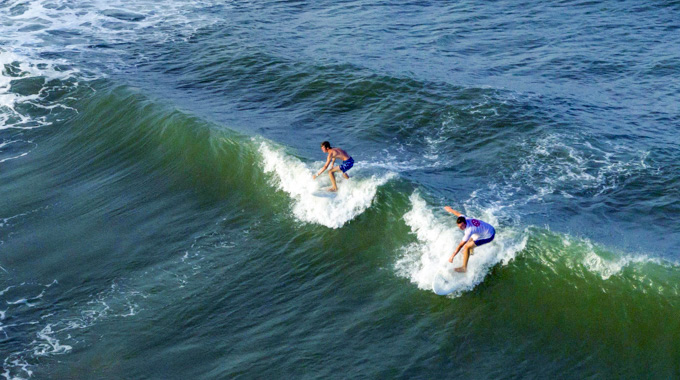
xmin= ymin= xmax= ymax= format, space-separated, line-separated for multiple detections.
xmin=454 ymin=267 xmax=466 ymax=273
xmin=328 ymin=187 xmax=337 ymax=192
xmin=343 ymin=173 xmax=349 ymax=179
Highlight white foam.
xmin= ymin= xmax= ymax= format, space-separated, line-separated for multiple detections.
xmin=395 ymin=192 xmax=526 ymax=296
xmin=361 ymin=154 xmax=444 ymax=173
xmin=0 ymin=0 xmax=224 ymax=134
xmin=582 ymin=249 xmax=626 ymax=280
xmin=0 ymin=49 xmax=81 ymax=133
xmin=511 ymin=133 xmax=651 ymax=201
xmin=0 ymin=208 xmax=45 ymax=231
xmin=258 ymin=140 xmax=394 ymax=229
xmin=0 ymin=0 xmax=222 ymax=60
xmin=560 ymin=236 xmax=669 ymax=280
xmin=2 ymin=357 xmax=32 ymax=379
xmin=0 ymin=279 xmax=144 ymax=379
xmin=0 ymin=151 xmax=30 ymax=164
xmin=34 ymin=325 xmax=72 ymax=356
xmin=361 ymin=112 xmax=461 ymax=173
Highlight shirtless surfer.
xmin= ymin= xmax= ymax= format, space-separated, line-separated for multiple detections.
xmin=312 ymin=141 xmax=354 ymax=192
xmin=444 ymin=206 xmax=496 ymax=273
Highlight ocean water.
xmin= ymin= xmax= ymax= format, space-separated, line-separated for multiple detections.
xmin=1 ymin=0 xmax=679 ymax=378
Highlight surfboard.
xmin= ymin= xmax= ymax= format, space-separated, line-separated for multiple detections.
xmin=311 ymin=190 xmax=337 ymax=198
xmin=432 ymin=265 xmax=460 ymax=295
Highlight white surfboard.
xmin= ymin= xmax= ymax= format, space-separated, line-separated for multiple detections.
xmin=432 ymin=265 xmax=461 ymax=295
xmin=311 ymin=190 xmax=337 ymax=198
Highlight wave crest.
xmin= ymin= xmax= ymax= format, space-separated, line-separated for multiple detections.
xmin=258 ymin=141 xmax=394 ymax=229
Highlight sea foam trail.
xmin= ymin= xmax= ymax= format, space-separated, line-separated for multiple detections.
xmin=0 ymin=280 xmax=144 ymax=380
xmin=0 ymin=50 xmax=78 ymax=130
xmin=0 ymin=0 xmax=219 ymax=53
xmin=0 ymin=49 xmax=83 ymax=167
xmin=396 ymin=192 xmax=526 ymax=296
xmin=258 ymin=141 xmax=394 ymax=229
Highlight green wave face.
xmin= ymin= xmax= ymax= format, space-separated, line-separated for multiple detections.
xmin=395 ymin=191 xmax=680 ymax=377
xmin=3 ymin=78 xmax=680 ymax=378
xmin=497 ymin=229 xmax=680 ymax=358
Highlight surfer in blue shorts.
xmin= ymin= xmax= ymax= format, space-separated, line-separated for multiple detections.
xmin=312 ymin=141 xmax=354 ymax=192
xmin=444 ymin=206 xmax=496 ymax=273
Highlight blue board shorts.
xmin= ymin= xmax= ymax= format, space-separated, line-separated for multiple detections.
xmin=474 ymin=233 xmax=495 ymax=247
xmin=339 ymin=157 xmax=354 ymax=173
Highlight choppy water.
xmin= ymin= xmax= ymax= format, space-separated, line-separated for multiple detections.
xmin=1 ymin=0 xmax=679 ymax=378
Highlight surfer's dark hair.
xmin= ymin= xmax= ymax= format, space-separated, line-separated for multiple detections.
xmin=457 ymin=216 xmax=466 ymax=225
xmin=321 ymin=141 xmax=331 ymax=149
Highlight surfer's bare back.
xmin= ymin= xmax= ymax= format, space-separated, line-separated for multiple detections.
xmin=313 ymin=141 xmax=354 ymax=192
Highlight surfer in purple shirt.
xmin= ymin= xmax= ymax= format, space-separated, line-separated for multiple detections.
xmin=444 ymin=206 xmax=496 ymax=273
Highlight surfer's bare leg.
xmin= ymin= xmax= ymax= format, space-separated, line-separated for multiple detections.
xmin=455 ymin=240 xmax=477 ymax=272
xmin=328 ymin=166 xmax=341 ymax=191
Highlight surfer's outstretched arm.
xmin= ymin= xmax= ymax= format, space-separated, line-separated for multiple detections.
xmin=444 ymin=206 xmax=462 ymax=217
xmin=313 ymin=153 xmax=333 ymax=179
